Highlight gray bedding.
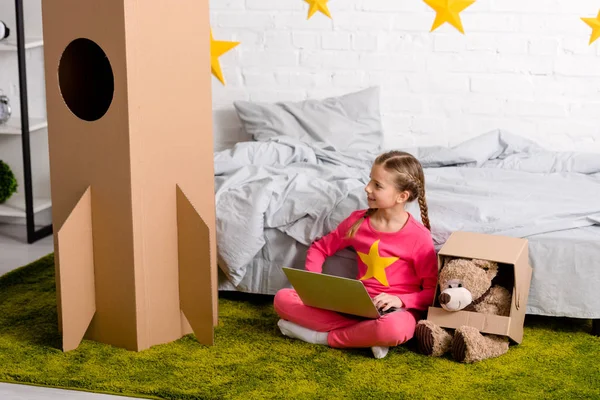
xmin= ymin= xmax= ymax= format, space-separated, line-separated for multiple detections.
xmin=214 ymin=130 xmax=600 ymax=318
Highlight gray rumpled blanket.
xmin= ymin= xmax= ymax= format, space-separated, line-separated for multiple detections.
xmin=214 ymin=130 xmax=600 ymax=286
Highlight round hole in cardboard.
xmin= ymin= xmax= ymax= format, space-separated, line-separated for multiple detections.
xmin=58 ymin=38 xmax=114 ymax=122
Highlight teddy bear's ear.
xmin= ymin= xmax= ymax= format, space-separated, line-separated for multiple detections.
xmin=471 ymin=259 xmax=492 ymax=270
xmin=472 ymin=259 xmax=498 ymax=278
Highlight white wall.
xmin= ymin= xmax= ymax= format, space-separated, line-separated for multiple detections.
xmin=210 ymin=0 xmax=600 ymax=153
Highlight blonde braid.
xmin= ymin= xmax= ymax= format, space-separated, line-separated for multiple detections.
xmin=346 ymin=208 xmax=376 ymax=238
xmin=399 ymin=172 xmax=431 ymax=231
xmin=414 ymin=179 xmax=431 ymax=231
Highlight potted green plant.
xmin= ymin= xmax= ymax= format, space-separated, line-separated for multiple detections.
xmin=0 ymin=160 xmax=18 ymax=203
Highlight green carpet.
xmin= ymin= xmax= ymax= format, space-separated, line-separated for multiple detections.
xmin=0 ymin=255 xmax=599 ymax=400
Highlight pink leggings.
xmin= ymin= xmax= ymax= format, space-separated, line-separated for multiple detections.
xmin=274 ymin=288 xmax=418 ymax=348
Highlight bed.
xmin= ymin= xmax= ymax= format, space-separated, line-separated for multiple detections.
xmin=213 ymin=87 xmax=600 ymax=329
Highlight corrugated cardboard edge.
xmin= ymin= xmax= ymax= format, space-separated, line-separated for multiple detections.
xmin=429 ymin=231 xmax=533 ymax=344
xmin=509 ymin=245 xmax=533 ymax=343
xmin=176 ymin=185 xmax=215 ymax=346
xmin=57 ymin=186 xmax=96 ymax=351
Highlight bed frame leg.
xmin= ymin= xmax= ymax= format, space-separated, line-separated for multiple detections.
xmin=592 ymin=319 xmax=600 ymax=336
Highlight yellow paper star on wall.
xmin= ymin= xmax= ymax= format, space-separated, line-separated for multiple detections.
xmin=210 ymin=30 xmax=239 ymax=85
xmin=357 ymin=240 xmax=399 ymax=287
xmin=305 ymin=0 xmax=332 ymax=20
xmin=582 ymin=11 xmax=600 ymax=45
xmin=423 ymin=0 xmax=476 ymax=34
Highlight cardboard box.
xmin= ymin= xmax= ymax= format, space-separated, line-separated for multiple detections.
xmin=41 ymin=0 xmax=217 ymax=352
xmin=426 ymin=231 xmax=532 ymax=344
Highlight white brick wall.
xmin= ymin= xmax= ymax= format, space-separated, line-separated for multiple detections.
xmin=211 ymin=0 xmax=600 ymax=153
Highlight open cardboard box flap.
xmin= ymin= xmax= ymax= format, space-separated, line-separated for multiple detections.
xmin=428 ymin=231 xmax=533 ymax=344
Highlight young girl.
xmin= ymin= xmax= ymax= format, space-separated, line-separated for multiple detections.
xmin=274 ymin=150 xmax=438 ymax=359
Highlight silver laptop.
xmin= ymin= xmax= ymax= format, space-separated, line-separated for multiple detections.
xmin=282 ymin=267 xmax=400 ymax=319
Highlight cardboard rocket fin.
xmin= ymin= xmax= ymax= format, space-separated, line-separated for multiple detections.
xmin=176 ymin=185 xmax=215 ymax=346
xmin=56 ymin=186 xmax=96 ymax=351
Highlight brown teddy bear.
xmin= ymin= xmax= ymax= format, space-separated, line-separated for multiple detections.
xmin=415 ymin=258 xmax=513 ymax=363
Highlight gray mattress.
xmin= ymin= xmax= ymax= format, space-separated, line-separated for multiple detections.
xmin=218 ymin=225 xmax=600 ymax=319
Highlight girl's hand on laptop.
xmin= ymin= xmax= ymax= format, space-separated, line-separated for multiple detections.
xmin=373 ymin=293 xmax=403 ymax=312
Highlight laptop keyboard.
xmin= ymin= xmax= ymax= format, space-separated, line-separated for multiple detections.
xmin=379 ymin=307 xmax=398 ymax=315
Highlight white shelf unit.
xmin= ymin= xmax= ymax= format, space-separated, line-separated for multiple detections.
xmin=0 ymin=195 xmax=51 ymax=218
xmin=0 ymin=0 xmax=53 ymax=242
xmin=0 ymin=37 xmax=43 ymax=51
xmin=0 ymin=116 xmax=47 ymax=135
xmin=0 ymin=49 xmax=52 ymax=221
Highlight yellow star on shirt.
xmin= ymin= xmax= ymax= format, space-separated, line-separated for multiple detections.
xmin=357 ymin=240 xmax=399 ymax=287
xmin=582 ymin=11 xmax=600 ymax=45
xmin=423 ymin=0 xmax=476 ymax=34
xmin=305 ymin=0 xmax=332 ymax=20
xmin=210 ymin=30 xmax=239 ymax=85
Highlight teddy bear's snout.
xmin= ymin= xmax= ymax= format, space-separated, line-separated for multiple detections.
xmin=439 ymin=293 xmax=451 ymax=305
xmin=439 ymin=288 xmax=473 ymax=311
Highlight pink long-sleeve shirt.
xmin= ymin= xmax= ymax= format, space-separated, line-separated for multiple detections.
xmin=305 ymin=210 xmax=438 ymax=311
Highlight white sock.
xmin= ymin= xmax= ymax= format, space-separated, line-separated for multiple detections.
xmin=278 ymin=319 xmax=329 ymax=345
xmin=371 ymin=346 xmax=389 ymax=359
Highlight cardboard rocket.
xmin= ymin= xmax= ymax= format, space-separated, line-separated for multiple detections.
xmin=41 ymin=0 xmax=217 ymax=351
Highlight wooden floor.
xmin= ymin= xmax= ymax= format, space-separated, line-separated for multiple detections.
xmin=0 ymin=224 xmax=142 ymax=399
